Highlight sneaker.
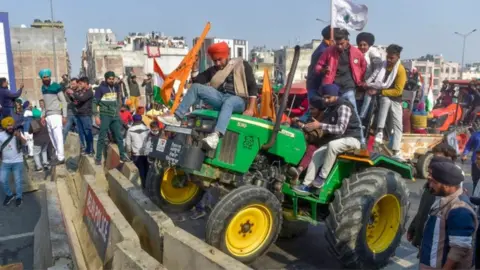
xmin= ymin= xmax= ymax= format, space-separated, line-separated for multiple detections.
xmin=157 ymin=114 xmax=181 ymax=127
xmin=43 ymin=165 xmax=50 ymax=171
xmin=190 ymin=209 xmax=207 ymax=220
xmin=202 ymin=133 xmax=220 ymax=150
xmin=3 ymin=195 xmax=14 ymax=206
xmin=95 ymin=159 xmax=102 ymax=166
xmin=374 ymin=132 xmax=384 ymax=144
xmin=35 ymin=168 xmax=44 ymax=172
xmin=392 ymin=151 xmax=405 ymax=161
xmin=312 ymin=176 xmax=325 ymax=189
xmin=292 ymin=185 xmax=311 ymax=195
xmin=15 ymin=198 xmax=22 ymax=207
xmin=88 ymin=152 xmax=95 ymax=158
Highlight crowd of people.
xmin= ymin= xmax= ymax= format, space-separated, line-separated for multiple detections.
xmin=0 ymin=67 xmax=164 ymax=206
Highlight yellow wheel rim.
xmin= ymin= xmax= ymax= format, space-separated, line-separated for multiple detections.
xmin=366 ymin=194 xmax=401 ymax=253
xmin=225 ymin=204 xmax=273 ymax=257
xmin=160 ymin=168 xmax=199 ymax=205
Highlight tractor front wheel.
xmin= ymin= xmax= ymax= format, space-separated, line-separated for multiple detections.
xmin=417 ymin=152 xmax=434 ymax=179
xmin=145 ymin=163 xmax=204 ymax=213
xmin=325 ymin=168 xmax=410 ymax=269
xmin=205 ymin=185 xmax=282 ymax=264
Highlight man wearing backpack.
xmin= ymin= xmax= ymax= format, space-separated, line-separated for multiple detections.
xmin=0 ymin=117 xmax=26 ymax=207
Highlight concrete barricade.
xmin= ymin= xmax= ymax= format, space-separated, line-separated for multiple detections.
xmin=58 ymin=133 xmax=165 ymax=269
xmin=105 ymin=144 xmax=251 ymax=270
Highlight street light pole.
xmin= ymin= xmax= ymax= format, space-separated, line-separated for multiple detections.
xmin=49 ymin=0 xmax=58 ymax=81
xmin=454 ymin=29 xmax=476 ymax=79
xmin=316 ymin=18 xmax=328 ymax=24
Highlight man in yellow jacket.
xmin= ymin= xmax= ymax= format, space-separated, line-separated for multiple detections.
xmin=366 ymin=44 xmax=407 ymax=158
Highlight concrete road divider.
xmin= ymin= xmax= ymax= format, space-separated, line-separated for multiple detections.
xmin=112 ymin=240 xmax=167 ymax=270
xmin=105 ymin=159 xmax=251 ymax=270
xmin=59 ymin=136 xmax=165 ymax=269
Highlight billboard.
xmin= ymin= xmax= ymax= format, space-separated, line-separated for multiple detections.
xmin=0 ymin=12 xmax=16 ymax=90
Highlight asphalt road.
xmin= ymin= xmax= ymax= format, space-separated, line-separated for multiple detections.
xmin=169 ymin=161 xmax=474 ymax=270
xmin=0 ymin=164 xmax=43 ymax=270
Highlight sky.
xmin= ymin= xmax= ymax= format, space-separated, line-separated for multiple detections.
xmin=3 ymin=0 xmax=480 ymax=76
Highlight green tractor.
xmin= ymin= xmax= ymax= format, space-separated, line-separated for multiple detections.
xmin=146 ymin=46 xmax=412 ymax=269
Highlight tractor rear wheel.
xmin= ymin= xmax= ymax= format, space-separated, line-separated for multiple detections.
xmin=325 ymin=168 xmax=410 ymax=269
xmin=205 ymin=185 xmax=282 ymax=264
xmin=145 ymin=163 xmax=204 ymax=213
xmin=417 ymin=152 xmax=434 ymax=179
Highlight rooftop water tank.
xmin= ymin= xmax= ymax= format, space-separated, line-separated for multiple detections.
xmin=100 ymin=29 xmax=105 ymax=33
xmin=106 ymin=29 xmax=112 ymax=33
xmin=88 ymin=28 xmax=93 ymax=33
xmin=93 ymin=28 xmax=99 ymax=33
xmin=20 ymin=24 xmax=27 ymax=28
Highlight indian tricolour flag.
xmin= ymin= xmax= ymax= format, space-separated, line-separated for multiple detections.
xmin=152 ymin=59 xmax=171 ymax=106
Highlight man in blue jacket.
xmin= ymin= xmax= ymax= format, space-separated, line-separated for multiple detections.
xmin=461 ymin=128 xmax=480 ymax=189
xmin=301 ymin=26 xmax=336 ymax=122
xmin=419 ymin=161 xmax=477 ymax=270
xmin=0 ymin=78 xmax=23 ymax=119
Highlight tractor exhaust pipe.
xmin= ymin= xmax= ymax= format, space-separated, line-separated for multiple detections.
xmin=262 ymin=45 xmax=301 ymax=150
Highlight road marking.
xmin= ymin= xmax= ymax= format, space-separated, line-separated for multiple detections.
xmin=385 ymin=252 xmax=418 ymax=270
xmin=0 ymin=232 xmax=34 ymax=242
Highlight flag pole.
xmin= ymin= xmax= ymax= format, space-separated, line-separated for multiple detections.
xmin=330 ymin=0 xmax=334 ymax=43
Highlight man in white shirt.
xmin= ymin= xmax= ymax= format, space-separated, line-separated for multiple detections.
xmin=0 ymin=117 xmax=26 ymax=207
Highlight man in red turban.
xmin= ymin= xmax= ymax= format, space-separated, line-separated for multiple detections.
xmin=207 ymin=42 xmax=230 ymax=62
xmin=158 ymin=41 xmax=258 ymax=150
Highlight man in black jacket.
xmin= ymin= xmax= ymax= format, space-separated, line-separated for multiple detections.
xmin=293 ymin=84 xmax=362 ymax=194
xmin=67 ymin=76 xmax=94 ymax=156
xmin=158 ymin=42 xmax=258 ymax=150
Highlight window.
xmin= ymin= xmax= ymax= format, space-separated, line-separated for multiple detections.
xmin=237 ymin=47 xmax=244 ymax=58
xmin=434 ymin=59 xmax=440 ymax=65
xmin=452 ymin=68 xmax=456 ymax=73
xmin=418 ymin=66 xmax=426 ymax=73
xmin=434 ymin=69 xmax=440 ymax=76
xmin=446 ymin=67 xmax=450 ymax=73
xmin=434 ymin=79 xmax=439 ymax=86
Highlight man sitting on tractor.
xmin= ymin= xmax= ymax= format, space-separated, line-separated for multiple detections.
xmin=314 ymin=29 xmax=367 ymax=145
xmin=158 ymin=42 xmax=258 ymax=150
xmin=293 ymin=84 xmax=362 ymax=194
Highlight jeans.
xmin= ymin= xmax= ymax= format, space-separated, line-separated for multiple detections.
xmin=472 ymin=163 xmax=480 ymax=190
xmin=175 ymin=83 xmax=246 ymax=134
xmin=132 ymin=155 xmax=149 ymax=189
xmin=359 ymin=93 xmax=372 ymax=119
xmin=376 ymin=97 xmax=403 ymax=151
xmin=300 ymin=88 xmax=321 ymax=122
xmin=1 ymin=107 xmax=13 ymax=119
xmin=63 ymin=115 xmax=77 ymax=139
xmin=2 ymin=162 xmax=24 ymax=199
xmin=33 ymin=143 xmax=49 ymax=169
xmin=146 ymin=94 xmax=153 ymax=110
xmin=341 ymin=89 xmax=365 ymax=144
xmin=75 ymin=115 xmax=94 ymax=154
xmin=304 ymin=137 xmax=361 ymax=185
xmin=96 ymin=115 xmax=126 ymax=161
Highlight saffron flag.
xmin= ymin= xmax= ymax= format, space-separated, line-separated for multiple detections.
xmin=331 ymin=0 xmax=368 ymax=31
xmin=256 ymin=68 xmax=276 ymax=121
xmin=152 ymin=59 xmax=172 ymax=106
xmin=160 ymin=22 xmax=211 ymax=113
